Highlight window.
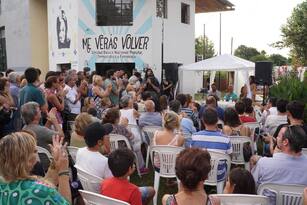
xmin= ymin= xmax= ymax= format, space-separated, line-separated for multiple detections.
xmin=156 ymin=0 xmax=167 ymax=18
xmin=0 ymin=27 xmax=7 ymax=72
xmin=96 ymin=0 xmax=133 ymax=26
xmin=181 ymin=3 xmax=190 ymax=24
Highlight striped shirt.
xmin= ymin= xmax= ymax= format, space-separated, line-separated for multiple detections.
xmin=181 ymin=107 xmax=199 ymax=128
xmin=191 ymin=130 xmax=232 ymax=154
xmin=191 ymin=130 xmax=232 ymax=182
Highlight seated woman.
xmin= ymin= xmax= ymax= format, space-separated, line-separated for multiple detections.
xmin=0 ymin=132 xmax=71 ymax=204
xmin=223 ymin=108 xmax=251 ymax=137
xmin=102 ymin=107 xmax=147 ymax=173
xmin=153 ymin=111 xmax=185 ymax=168
xmin=162 ymin=148 xmax=211 ymax=205
xmin=210 ymin=167 xmax=256 ymax=205
xmin=70 ymin=112 xmax=97 ymax=148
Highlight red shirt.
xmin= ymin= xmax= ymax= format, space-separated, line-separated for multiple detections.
xmin=101 ymin=177 xmax=142 ymax=205
xmin=239 ymin=115 xmax=256 ymax=123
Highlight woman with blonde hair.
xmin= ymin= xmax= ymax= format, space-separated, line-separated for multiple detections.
xmin=0 ymin=132 xmax=71 ymax=204
xmin=153 ymin=111 xmax=185 ymax=170
xmin=70 ymin=112 xmax=98 ymax=148
xmin=154 ymin=111 xmax=184 ymax=147
xmin=92 ymin=74 xmax=112 ymax=119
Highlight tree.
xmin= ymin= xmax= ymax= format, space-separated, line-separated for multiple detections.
xmin=269 ymin=54 xmax=288 ymax=66
xmin=234 ymin=45 xmax=260 ymax=61
xmin=251 ymin=54 xmax=269 ymax=62
xmin=280 ymin=1 xmax=307 ymax=66
xmin=195 ymin=36 xmax=216 ymax=60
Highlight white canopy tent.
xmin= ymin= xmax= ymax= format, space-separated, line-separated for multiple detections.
xmin=180 ymin=54 xmax=255 ymax=96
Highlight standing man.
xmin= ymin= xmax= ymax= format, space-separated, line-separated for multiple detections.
xmin=19 ymin=67 xmax=48 ymax=113
xmin=105 ymin=70 xmax=120 ymax=107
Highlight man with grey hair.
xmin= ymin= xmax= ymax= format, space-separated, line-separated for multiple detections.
xmin=138 ymin=100 xmax=162 ymax=128
xmin=22 ymin=101 xmax=64 ymax=151
xmin=64 ymin=74 xmax=81 ymax=116
xmin=8 ymin=72 xmax=21 ymax=106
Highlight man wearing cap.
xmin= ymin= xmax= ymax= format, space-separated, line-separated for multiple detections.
xmin=75 ymin=122 xmax=113 ymax=179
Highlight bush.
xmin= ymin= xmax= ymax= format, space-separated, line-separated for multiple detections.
xmin=270 ymin=73 xmax=307 ymax=122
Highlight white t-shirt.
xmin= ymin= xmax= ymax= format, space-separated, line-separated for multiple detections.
xmin=76 ymin=147 xmax=113 ymax=179
xmin=64 ymin=84 xmax=81 ymax=115
xmin=264 ymin=115 xmax=288 ymax=135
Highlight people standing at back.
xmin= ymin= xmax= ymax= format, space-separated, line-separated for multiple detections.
xmin=104 ymin=70 xmax=120 ymax=107
xmin=92 ymin=74 xmax=111 ymax=119
xmin=19 ymin=67 xmax=48 ymax=113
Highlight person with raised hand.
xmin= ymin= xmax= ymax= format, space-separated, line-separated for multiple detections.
xmin=0 ymin=132 xmax=71 ymax=205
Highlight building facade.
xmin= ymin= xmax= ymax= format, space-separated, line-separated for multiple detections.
xmin=0 ymin=0 xmax=233 ymax=93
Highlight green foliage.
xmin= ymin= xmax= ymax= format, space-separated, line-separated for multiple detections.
xmin=195 ymin=36 xmax=216 ymax=59
xmin=251 ymin=54 xmax=269 ymax=62
xmin=270 ymin=74 xmax=307 ymax=121
xmin=280 ymin=1 xmax=307 ymax=66
xmin=234 ymin=45 xmax=260 ymax=61
xmin=269 ymin=54 xmax=288 ymax=66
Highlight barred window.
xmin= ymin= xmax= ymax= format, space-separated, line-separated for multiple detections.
xmin=96 ymin=0 xmax=133 ymax=26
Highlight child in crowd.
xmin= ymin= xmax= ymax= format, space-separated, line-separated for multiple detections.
xmin=101 ymin=148 xmax=155 ymax=205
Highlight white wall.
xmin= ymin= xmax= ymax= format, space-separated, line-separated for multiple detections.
xmin=47 ymin=0 xmax=78 ymax=70
xmin=0 ymin=0 xmax=32 ymax=71
xmin=77 ymin=0 xmax=154 ymax=72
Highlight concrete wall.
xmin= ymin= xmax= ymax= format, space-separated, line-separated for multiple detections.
xmin=29 ymin=0 xmax=49 ymax=77
xmin=0 ymin=0 xmax=31 ymax=72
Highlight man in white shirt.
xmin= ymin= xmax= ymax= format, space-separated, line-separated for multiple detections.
xmin=64 ymin=74 xmax=81 ymax=116
xmin=76 ymin=122 xmax=113 ymax=179
xmin=261 ymin=97 xmax=278 ymax=125
xmin=264 ymin=99 xmax=288 ymax=135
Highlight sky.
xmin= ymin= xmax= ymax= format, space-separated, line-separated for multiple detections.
xmin=195 ymin=0 xmax=304 ymax=57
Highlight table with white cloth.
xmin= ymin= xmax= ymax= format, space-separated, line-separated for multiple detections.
xmin=218 ymin=101 xmax=236 ymax=109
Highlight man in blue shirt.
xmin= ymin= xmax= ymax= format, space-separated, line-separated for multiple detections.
xmin=19 ymin=67 xmax=47 ymax=113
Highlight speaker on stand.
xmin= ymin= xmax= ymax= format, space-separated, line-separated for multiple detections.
xmin=255 ymin=61 xmax=273 ymax=105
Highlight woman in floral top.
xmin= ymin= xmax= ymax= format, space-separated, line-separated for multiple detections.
xmin=0 ymin=132 xmax=71 ymax=205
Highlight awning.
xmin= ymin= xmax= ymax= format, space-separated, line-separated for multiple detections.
xmin=196 ymin=0 xmax=235 ymax=13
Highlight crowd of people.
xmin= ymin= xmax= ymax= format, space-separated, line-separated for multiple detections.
xmin=0 ymin=66 xmax=307 ymax=205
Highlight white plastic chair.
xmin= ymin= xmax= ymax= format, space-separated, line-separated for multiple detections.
xmin=109 ymin=134 xmax=141 ymax=177
xmin=302 ymin=148 xmax=307 ymax=156
xmin=150 ymin=145 xmax=184 ymax=205
xmin=142 ymin=126 xmax=163 ymax=168
xmin=79 ymin=190 xmax=130 ymax=205
xmin=205 ymin=151 xmax=231 ymax=194
xmin=127 ymin=124 xmax=144 ymax=142
xmin=229 ymin=136 xmax=253 ymax=171
xmin=209 ymin=194 xmax=269 ymax=205
xmin=74 ymin=165 xmax=103 ymax=193
xmin=37 ymin=146 xmax=53 ymax=162
xmin=258 ymin=183 xmax=306 ymax=205
xmin=243 ymin=122 xmax=261 ymax=153
xmin=67 ymin=146 xmax=79 ymax=163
